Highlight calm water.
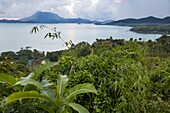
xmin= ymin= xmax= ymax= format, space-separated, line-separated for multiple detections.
xmin=0 ymin=23 xmax=161 ymax=53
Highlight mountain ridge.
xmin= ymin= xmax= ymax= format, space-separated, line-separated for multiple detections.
xmin=19 ymin=11 xmax=93 ymax=23
xmin=19 ymin=11 xmax=65 ymax=22
xmin=102 ymin=16 xmax=170 ymax=25
xmin=0 ymin=12 xmax=170 ymax=24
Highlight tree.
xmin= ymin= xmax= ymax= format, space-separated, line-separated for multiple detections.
xmin=1 ymin=51 xmax=17 ymax=60
xmin=77 ymin=46 xmax=91 ymax=57
xmin=16 ymin=49 xmax=33 ymax=60
xmin=139 ymin=38 xmax=142 ymax=41
xmin=33 ymin=49 xmax=45 ymax=60
xmin=46 ymin=51 xmax=62 ymax=62
xmin=130 ymin=38 xmax=133 ymax=41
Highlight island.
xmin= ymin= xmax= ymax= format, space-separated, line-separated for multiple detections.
xmin=130 ymin=25 xmax=170 ymax=34
xmin=100 ymin=16 xmax=170 ymax=34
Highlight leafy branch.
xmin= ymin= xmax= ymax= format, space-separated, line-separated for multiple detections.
xmin=30 ymin=25 xmax=73 ymax=49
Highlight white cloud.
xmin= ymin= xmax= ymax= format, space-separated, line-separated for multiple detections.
xmin=0 ymin=0 xmax=169 ymax=20
xmin=73 ymin=0 xmax=117 ymax=20
xmin=0 ymin=0 xmax=73 ymax=18
xmin=91 ymin=0 xmax=99 ymax=6
xmin=114 ymin=0 xmax=122 ymax=3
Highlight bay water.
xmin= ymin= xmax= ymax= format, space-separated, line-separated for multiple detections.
xmin=0 ymin=23 xmax=161 ymax=53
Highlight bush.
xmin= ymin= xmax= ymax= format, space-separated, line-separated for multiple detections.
xmin=77 ymin=46 xmax=91 ymax=57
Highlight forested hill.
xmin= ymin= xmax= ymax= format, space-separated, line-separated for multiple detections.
xmin=102 ymin=16 xmax=170 ymax=25
xmin=130 ymin=25 xmax=170 ymax=34
xmin=19 ymin=11 xmax=93 ymax=23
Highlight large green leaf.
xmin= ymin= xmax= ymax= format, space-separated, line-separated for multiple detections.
xmin=0 ymin=73 xmax=22 ymax=91
xmin=14 ymin=102 xmax=55 ymax=113
xmin=36 ymin=104 xmax=55 ymax=113
xmin=0 ymin=73 xmax=17 ymax=85
xmin=68 ymin=103 xmax=89 ymax=113
xmin=5 ymin=91 xmax=53 ymax=106
xmin=14 ymin=79 xmax=43 ymax=89
xmin=58 ymin=75 xmax=68 ymax=97
xmin=32 ymin=62 xmax=57 ymax=79
xmin=20 ymin=62 xmax=57 ymax=80
xmin=66 ymin=83 xmax=98 ymax=102
xmin=21 ymin=72 xmax=34 ymax=80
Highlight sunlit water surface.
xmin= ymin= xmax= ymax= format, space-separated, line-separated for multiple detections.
xmin=0 ymin=23 xmax=161 ymax=53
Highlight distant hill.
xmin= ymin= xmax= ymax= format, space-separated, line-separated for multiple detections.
xmin=19 ymin=11 xmax=92 ymax=23
xmin=0 ymin=20 xmax=22 ymax=23
xmin=102 ymin=16 xmax=170 ymax=26
xmin=1 ymin=13 xmax=170 ymax=25
xmin=0 ymin=11 xmax=93 ymax=23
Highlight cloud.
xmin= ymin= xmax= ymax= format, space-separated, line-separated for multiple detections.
xmin=0 ymin=0 xmax=73 ymax=18
xmin=114 ymin=0 xmax=170 ymax=19
xmin=73 ymin=0 xmax=117 ymax=20
xmin=114 ymin=0 xmax=122 ymax=3
xmin=0 ymin=0 xmax=170 ymax=20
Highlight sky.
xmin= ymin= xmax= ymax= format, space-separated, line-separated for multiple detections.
xmin=0 ymin=0 xmax=170 ymax=20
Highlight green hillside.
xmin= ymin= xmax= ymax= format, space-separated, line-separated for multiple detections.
xmin=0 ymin=34 xmax=170 ymax=112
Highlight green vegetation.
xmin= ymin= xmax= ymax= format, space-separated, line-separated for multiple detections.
xmin=130 ymin=25 xmax=170 ymax=34
xmin=0 ymin=28 xmax=170 ymax=112
xmin=0 ymin=62 xmax=97 ymax=113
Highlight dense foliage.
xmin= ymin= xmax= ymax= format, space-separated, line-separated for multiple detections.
xmin=130 ymin=25 xmax=170 ymax=34
xmin=0 ymin=34 xmax=170 ymax=112
xmin=0 ymin=62 xmax=97 ymax=113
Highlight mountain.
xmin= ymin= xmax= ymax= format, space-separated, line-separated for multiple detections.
xmin=20 ymin=11 xmax=65 ymax=23
xmin=163 ymin=17 xmax=170 ymax=23
xmin=1 ymin=12 xmax=170 ymax=24
xmin=103 ymin=16 xmax=170 ymax=26
xmin=19 ymin=11 xmax=92 ymax=23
